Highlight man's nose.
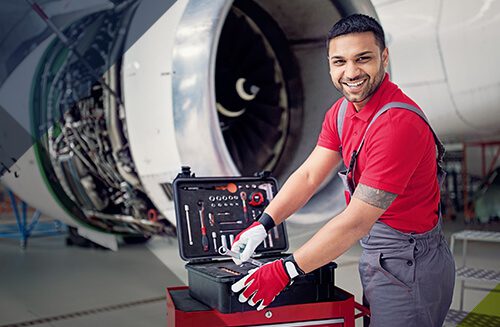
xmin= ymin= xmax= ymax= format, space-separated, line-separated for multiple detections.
xmin=344 ymin=61 xmax=361 ymax=79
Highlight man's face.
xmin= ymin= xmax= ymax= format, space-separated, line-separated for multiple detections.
xmin=328 ymin=32 xmax=388 ymax=110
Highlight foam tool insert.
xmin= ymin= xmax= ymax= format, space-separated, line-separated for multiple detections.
xmin=173 ymin=167 xmax=288 ymax=260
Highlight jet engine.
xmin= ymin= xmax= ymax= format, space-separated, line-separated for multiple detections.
xmin=1 ymin=0 xmax=499 ymax=245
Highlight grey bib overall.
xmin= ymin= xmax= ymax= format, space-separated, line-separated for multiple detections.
xmin=336 ymin=99 xmax=455 ymax=326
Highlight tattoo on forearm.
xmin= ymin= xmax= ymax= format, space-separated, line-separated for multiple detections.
xmin=353 ymin=183 xmax=397 ymax=209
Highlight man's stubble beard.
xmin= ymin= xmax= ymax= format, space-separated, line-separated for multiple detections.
xmin=336 ymin=62 xmax=385 ymax=105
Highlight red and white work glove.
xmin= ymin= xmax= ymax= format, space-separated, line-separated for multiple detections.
xmin=231 ymin=255 xmax=305 ymax=311
xmin=231 ymin=212 xmax=275 ymax=265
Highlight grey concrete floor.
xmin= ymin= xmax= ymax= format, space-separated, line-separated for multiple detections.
xmin=1 ymin=217 xmax=499 ymax=327
xmin=0 ymin=233 xmax=182 ymax=327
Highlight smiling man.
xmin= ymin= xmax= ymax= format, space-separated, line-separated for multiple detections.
xmin=231 ymin=14 xmax=455 ymax=326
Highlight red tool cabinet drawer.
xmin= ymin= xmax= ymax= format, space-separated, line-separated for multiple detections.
xmin=166 ymin=286 xmax=359 ymax=327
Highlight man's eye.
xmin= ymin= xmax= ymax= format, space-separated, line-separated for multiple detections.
xmin=332 ymin=60 xmax=345 ymax=65
xmin=357 ymin=57 xmax=370 ymax=63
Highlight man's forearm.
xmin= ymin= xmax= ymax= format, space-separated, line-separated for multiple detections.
xmin=292 ymin=211 xmax=365 ymax=273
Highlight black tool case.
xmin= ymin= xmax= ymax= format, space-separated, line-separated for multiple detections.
xmin=172 ymin=167 xmax=337 ymax=314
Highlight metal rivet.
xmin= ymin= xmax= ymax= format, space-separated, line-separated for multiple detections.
xmin=265 ymin=310 xmax=272 ymax=319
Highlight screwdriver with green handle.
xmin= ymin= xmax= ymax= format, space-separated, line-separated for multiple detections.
xmin=198 ymin=201 xmax=209 ymax=252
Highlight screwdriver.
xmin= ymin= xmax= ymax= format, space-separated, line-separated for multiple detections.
xmin=240 ymin=191 xmax=249 ymax=223
xmin=211 ymin=232 xmax=217 ymax=251
xmin=184 ymin=205 xmax=193 ymax=245
xmin=198 ymin=201 xmax=209 ymax=252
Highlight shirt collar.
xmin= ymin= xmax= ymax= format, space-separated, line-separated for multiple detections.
xmin=346 ymin=73 xmax=394 ymax=122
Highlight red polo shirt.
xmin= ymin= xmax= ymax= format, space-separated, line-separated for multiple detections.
xmin=317 ymin=74 xmax=440 ymax=233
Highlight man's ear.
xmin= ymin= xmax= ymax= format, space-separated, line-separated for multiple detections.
xmin=382 ymin=48 xmax=389 ymax=68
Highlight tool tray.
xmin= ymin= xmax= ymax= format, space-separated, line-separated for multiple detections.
xmin=173 ymin=167 xmax=337 ymax=313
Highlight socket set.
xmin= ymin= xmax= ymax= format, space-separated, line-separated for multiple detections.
xmin=173 ymin=167 xmax=287 ymax=260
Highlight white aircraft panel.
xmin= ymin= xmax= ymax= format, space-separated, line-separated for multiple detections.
xmin=122 ymin=0 xmax=188 ymax=177
xmin=403 ymin=82 xmax=477 ymax=139
xmin=454 ymin=86 xmax=500 ymax=134
xmin=122 ymin=0 xmax=189 ymax=220
xmin=439 ymin=0 xmax=500 ymax=92
xmin=439 ymin=0 xmax=500 ymax=134
xmin=0 ymin=148 xmax=74 ymax=225
xmin=376 ymin=0 xmax=446 ymax=85
xmin=140 ymin=172 xmax=177 ymax=226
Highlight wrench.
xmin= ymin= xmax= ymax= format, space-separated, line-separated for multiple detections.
xmin=218 ymin=246 xmax=264 ymax=267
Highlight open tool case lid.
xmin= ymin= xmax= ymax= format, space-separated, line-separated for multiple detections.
xmin=172 ymin=167 xmax=288 ymax=262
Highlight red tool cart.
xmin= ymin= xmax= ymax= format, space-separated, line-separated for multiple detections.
xmin=167 ymin=167 xmax=369 ymax=326
xmin=166 ymin=286 xmax=369 ymax=326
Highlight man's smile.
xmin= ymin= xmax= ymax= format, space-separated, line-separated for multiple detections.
xmin=342 ymin=78 xmax=367 ymax=91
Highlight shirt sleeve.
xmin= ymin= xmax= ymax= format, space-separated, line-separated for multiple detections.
xmin=359 ymin=111 xmax=431 ymax=194
xmin=317 ymin=104 xmax=341 ymax=152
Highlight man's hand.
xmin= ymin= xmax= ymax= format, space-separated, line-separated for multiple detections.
xmin=231 ymin=221 xmax=267 ymax=265
xmin=231 ymin=213 xmax=276 ymax=264
xmin=231 ymin=259 xmax=289 ymax=311
xmin=231 ymin=255 xmax=305 ymax=311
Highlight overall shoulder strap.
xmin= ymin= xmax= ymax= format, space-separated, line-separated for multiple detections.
xmin=357 ymin=102 xmax=445 ymax=163
xmin=336 ymin=98 xmax=349 ymax=155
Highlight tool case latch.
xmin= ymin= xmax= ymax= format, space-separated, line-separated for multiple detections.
xmin=177 ymin=166 xmax=195 ymax=179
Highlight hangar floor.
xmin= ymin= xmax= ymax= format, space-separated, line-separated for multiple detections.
xmin=0 ymin=218 xmax=499 ymax=327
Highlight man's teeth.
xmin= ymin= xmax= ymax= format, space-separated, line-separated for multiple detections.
xmin=346 ymin=80 xmax=365 ymax=87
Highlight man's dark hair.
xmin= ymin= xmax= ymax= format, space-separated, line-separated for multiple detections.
xmin=327 ymin=14 xmax=386 ymax=52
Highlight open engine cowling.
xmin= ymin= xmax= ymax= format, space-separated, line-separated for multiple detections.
xmin=0 ymin=0 xmax=381 ymax=238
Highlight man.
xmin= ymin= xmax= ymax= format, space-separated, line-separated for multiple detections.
xmin=230 ymin=14 xmax=455 ymax=326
